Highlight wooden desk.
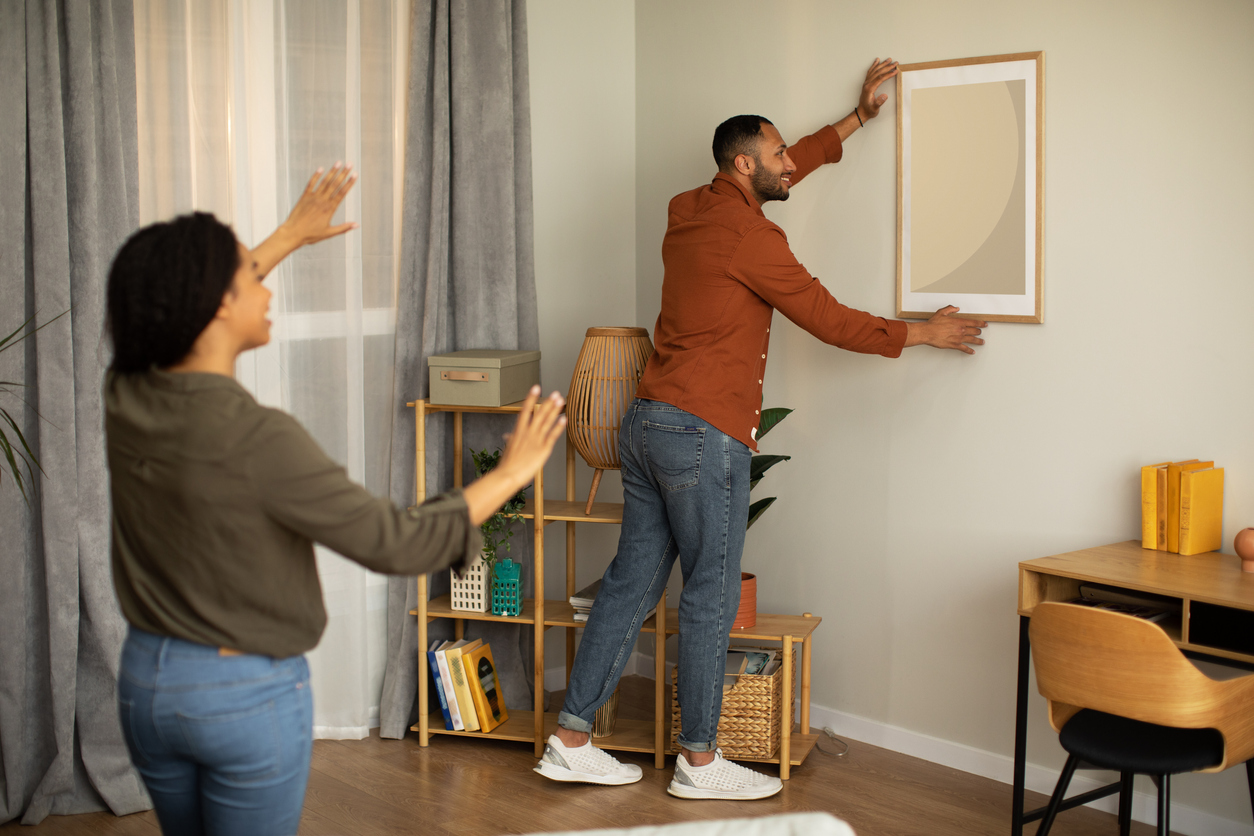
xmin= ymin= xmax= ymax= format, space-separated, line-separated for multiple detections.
xmin=1013 ymin=541 xmax=1254 ymax=835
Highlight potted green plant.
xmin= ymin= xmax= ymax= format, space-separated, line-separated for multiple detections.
xmin=471 ymin=447 xmax=528 ymax=617
xmin=736 ymin=406 xmax=792 ymax=629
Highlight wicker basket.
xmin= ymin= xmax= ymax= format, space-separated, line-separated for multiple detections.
xmin=669 ymin=646 xmax=795 ymax=759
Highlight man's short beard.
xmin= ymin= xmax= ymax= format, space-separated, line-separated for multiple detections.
xmin=750 ymin=154 xmax=789 ymax=203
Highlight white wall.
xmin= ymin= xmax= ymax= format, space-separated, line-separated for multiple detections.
xmin=527 ymin=0 xmax=1254 ymax=826
xmin=527 ymin=0 xmax=637 ymax=666
xmin=633 ymin=0 xmax=1254 ymax=827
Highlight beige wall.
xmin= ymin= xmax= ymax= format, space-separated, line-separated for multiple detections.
xmin=530 ymin=0 xmax=1254 ymax=825
xmin=527 ymin=0 xmax=636 ymax=650
xmin=633 ymin=0 xmax=1254 ymax=825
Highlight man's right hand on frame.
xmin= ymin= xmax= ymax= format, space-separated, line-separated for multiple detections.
xmin=904 ymin=306 xmax=987 ymax=355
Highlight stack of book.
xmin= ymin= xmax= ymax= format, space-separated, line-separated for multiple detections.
xmin=427 ymin=639 xmax=508 ymax=732
xmin=569 ymin=578 xmax=656 ymax=623
xmin=569 ymin=580 xmax=599 ymax=622
xmin=723 ymin=648 xmax=782 ymax=692
xmin=1140 ymin=459 xmax=1225 ymax=555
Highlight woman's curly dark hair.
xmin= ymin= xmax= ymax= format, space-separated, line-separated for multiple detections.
xmin=106 ymin=212 xmax=240 ymax=373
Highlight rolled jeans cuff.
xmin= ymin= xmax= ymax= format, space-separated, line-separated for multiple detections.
xmin=557 ymin=710 xmax=593 ymax=734
xmin=677 ymin=737 xmax=716 ymax=753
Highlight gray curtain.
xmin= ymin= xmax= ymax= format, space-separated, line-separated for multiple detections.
xmin=0 ymin=0 xmax=149 ymax=825
xmin=379 ymin=0 xmax=538 ymax=739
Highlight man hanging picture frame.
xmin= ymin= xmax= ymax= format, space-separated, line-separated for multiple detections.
xmin=897 ymin=51 xmax=1044 ymax=323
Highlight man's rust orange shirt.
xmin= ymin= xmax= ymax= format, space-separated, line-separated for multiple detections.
xmin=636 ymin=124 xmax=908 ymax=452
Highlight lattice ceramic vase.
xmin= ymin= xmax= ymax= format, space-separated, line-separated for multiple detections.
xmin=450 ymin=553 xmax=490 ymax=612
xmin=491 ymin=558 xmax=523 ymax=617
xmin=567 ymin=326 xmax=654 ymax=514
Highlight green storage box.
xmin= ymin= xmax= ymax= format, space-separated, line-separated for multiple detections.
xmin=427 ymin=349 xmax=541 ymax=407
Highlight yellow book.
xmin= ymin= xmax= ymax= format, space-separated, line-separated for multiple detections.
xmin=1141 ymin=462 xmax=1171 ymax=549
xmin=444 ymin=639 xmax=483 ymax=731
xmin=1166 ymin=460 xmax=1210 ymax=553
xmin=462 ymin=643 xmax=508 ymax=732
xmin=1155 ymin=466 xmax=1169 ymax=551
xmin=1179 ymin=467 xmax=1224 ymax=556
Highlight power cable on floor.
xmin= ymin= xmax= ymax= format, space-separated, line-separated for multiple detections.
xmin=817 ymin=726 xmax=850 ymax=757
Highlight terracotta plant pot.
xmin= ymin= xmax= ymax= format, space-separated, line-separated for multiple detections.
xmin=733 ymin=572 xmax=756 ymax=629
xmin=1235 ymin=528 xmax=1254 ymax=573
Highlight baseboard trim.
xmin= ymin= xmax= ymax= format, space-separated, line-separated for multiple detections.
xmin=543 ymin=661 xmax=1246 ymax=834
xmin=808 ymin=701 xmax=1248 ymax=836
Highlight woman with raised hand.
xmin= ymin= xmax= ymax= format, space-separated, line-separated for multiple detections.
xmin=105 ymin=164 xmax=564 ymax=836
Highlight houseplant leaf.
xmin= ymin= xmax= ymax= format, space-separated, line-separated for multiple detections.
xmin=749 ymin=454 xmax=791 ymax=490
xmin=746 ymin=496 xmax=777 ymax=530
xmin=756 ymin=407 xmax=792 ymax=442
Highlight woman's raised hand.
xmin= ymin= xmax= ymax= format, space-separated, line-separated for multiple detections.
xmin=281 ymin=163 xmax=359 ymax=247
xmin=462 ymin=386 xmax=567 ymax=527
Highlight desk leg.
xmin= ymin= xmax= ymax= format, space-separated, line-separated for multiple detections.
xmin=1012 ymin=614 xmax=1030 ymax=836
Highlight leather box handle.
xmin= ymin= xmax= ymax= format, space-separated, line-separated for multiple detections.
xmin=441 ymin=370 xmax=489 ymax=382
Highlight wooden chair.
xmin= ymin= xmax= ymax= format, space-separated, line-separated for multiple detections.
xmin=1029 ymin=601 xmax=1254 ymax=835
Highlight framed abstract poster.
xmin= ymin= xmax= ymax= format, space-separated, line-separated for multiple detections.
xmin=897 ymin=52 xmax=1044 ymax=323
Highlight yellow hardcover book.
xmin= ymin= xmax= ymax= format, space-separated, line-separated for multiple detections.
xmin=1166 ymin=460 xmax=1209 ymax=553
xmin=462 ymin=643 xmax=508 ymax=732
xmin=1141 ymin=462 xmax=1171 ymax=549
xmin=1155 ymin=466 xmax=1169 ymax=551
xmin=444 ymin=639 xmax=483 ymax=731
xmin=1179 ymin=467 xmax=1224 ymax=556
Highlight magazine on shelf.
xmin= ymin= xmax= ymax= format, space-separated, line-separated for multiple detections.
xmin=569 ymin=578 xmax=656 ymax=621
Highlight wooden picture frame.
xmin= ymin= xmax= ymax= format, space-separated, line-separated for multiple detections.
xmin=896 ymin=52 xmax=1044 ymax=323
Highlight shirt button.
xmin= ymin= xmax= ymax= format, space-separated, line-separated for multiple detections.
xmin=766 ymin=328 xmax=770 ymax=333
xmin=760 ymin=354 xmax=766 ymax=359
xmin=755 ymin=410 xmax=760 ymax=415
xmin=758 ymin=379 xmax=763 ymax=384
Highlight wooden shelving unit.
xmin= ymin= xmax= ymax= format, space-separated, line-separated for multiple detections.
xmin=406 ymin=398 xmax=821 ymax=778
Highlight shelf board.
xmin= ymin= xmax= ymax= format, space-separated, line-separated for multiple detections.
xmin=520 ymin=499 xmax=623 ymax=524
xmin=414 ymin=711 xmax=659 ymax=753
xmin=664 ymin=729 xmax=820 ymax=767
xmin=414 ymin=594 xmax=538 ymax=624
xmin=408 ymin=399 xmax=532 ymax=415
xmin=418 ymin=709 xmax=539 ymax=742
xmin=412 ymin=597 xmax=663 ymax=634
xmin=544 ymin=600 xmax=662 ymax=633
xmin=656 ymin=609 xmax=822 ymax=641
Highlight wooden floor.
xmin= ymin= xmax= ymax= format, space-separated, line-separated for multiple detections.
xmin=1 ymin=677 xmax=1176 ymax=835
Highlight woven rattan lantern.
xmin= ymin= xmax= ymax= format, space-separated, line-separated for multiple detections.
xmin=567 ymin=326 xmax=654 ymax=514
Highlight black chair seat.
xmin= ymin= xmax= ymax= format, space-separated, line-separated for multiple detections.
xmin=1060 ymin=709 xmax=1224 ymax=775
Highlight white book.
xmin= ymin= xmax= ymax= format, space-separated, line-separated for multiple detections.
xmin=435 ymin=640 xmax=466 ymax=730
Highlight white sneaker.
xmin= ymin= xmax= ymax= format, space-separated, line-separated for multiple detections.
xmin=667 ymin=749 xmax=782 ymax=800
xmin=534 ymin=734 xmax=643 ymax=785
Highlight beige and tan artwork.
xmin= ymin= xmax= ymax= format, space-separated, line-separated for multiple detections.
xmin=909 ymin=79 xmax=1026 ymax=295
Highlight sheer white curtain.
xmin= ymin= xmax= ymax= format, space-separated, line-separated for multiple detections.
xmin=134 ymin=0 xmax=410 ymax=738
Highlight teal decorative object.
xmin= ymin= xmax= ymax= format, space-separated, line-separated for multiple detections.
xmin=491 ymin=558 xmax=522 ymax=617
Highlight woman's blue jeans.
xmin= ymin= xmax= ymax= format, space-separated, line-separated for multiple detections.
xmin=559 ymin=399 xmax=751 ymax=751
xmin=117 ymin=627 xmax=313 ymax=836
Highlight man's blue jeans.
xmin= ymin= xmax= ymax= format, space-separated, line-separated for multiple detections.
xmin=117 ymin=627 xmax=313 ymax=836
xmin=559 ymin=399 xmax=751 ymax=751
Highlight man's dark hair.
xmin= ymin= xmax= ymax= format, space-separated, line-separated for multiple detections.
xmin=712 ymin=115 xmax=773 ymax=173
xmin=106 ymin=212 xmax=240 ymax=373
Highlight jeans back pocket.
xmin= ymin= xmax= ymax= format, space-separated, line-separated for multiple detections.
xmin=178 ymin=699 xmax=282 ymax=786
xmin=642 ymin=421 xmax=704 ymax=491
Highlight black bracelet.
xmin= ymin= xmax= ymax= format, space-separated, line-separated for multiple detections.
xmin=854 ymin=108 xmax=864 ymax=127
